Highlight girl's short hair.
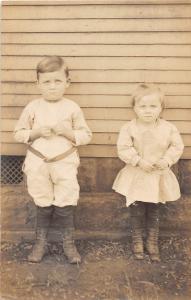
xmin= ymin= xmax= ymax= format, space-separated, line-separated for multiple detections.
xmin=36 ymin=56 xmax=70 ymax=80
xmin=132 ymin=83 xmax=165 ymax=108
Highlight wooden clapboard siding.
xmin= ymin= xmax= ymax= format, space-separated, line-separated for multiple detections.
xmin=3 ymin=32 xmax=191 ymax=44
xmin=2 ymin=70 xmax=191 ymax=83
xmin=2 ymin=95 xmax=191 ymax=108
xmin=2 ymin=1 xmax=191 ymax=158
xmin=3 ymin=1 xmax=191 ymax=5
xmin=3 ymin=4 xmax=191 ymax=19
xmin=2 ymin=107 xmax=191 ymax=121
xmin=2 ymin=57 xmax=191 ymax=70
xmin=3 ymin=83 xmax=191 ymax=95
xmin=3 ymin=44 xmax=191 ymax=56
xmin=2 ymin=19 xmax=191 ymax=32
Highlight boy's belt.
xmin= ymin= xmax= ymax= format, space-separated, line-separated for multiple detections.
xmin=28 ymin=145 xmax=77 ymax=163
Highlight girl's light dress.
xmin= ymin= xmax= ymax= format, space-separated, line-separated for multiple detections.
xmin=112 ymin=118 xmax=184 ymax=207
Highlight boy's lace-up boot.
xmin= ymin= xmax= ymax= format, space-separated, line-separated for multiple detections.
xmin=131 ymin=202 xmax=145 ymax=260
xmin=28 ymin=206 xmax=53 ymax=263
xmin=62 ymin=227 xmax=81 ymax=264
xmin=28 ymin=227 xmax=48 ymax=263
xmin=146 ymin=204 xmax=160 ymax=262
xmin=54 ymin=205 xmax=81 ymax=264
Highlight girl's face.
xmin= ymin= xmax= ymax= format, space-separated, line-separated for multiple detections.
xmin=134 ymin=93 xmax=162 ymax=123
xmin=38 ymin=68 xmax=70 ymax=102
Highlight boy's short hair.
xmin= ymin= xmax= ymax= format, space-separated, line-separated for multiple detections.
xmin=132 ymin=83 xmax=165 ymax=108
xmin=36 ymin=56 xmax=70 ymax=80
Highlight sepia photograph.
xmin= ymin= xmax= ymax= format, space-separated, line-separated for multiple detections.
xmin=1 ymin=0 xmax=191 ymax=299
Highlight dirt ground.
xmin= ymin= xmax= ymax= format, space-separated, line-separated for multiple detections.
xmin=1 ymin=236 xmax=191 ymax=300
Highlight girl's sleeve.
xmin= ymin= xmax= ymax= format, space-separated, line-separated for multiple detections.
xmin=72 ymin=107 xmax=92 ymax=146
xmin=14 ymin=103 xmax=34 ymax=144
xmin=162 ymin=124 xmax=184 ymax=166
xmin=117 ymin=123 xmax=141 ymax=166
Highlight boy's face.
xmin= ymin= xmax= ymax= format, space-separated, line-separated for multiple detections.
xmin=37 ymin=68 xmax=70 ymax=101
xmin=134 ymin=93 xmax=162 ymax=123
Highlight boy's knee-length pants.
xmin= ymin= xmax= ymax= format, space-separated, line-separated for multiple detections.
xmin=24 ymin=158 xmax=80 ymax=207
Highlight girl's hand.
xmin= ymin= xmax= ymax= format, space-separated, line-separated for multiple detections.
xmin=138 ymin=159 xmax=154 ymax=172
xmin=155 ymin=159 xmax=169 ymax=170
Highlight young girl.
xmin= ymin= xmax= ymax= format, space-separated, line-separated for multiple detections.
xmin=113 ymin=83 xmax=184 ymax=262
xmin=14 ymin=56 xmax=92 ymax=264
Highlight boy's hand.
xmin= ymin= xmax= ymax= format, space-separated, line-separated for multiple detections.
xmin=30 ymin=127 xmax=52 ymax=141
xmin=154 ymin=159 xmax=169 ymax=170
xmin=53 ymin=123 xmax=68 ymax=136
xmin=40 ymin=127 xmax=52 ymax=137
xmin=53 ymin=123 xmax=75 ymax=142
xmin=138 ymin=159 xmax=154 ymax=172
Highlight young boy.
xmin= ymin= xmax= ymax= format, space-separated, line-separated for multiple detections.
xmin=14 ymin=56 xmax=92 ymax=264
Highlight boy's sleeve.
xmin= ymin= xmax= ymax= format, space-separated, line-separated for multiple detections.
xmin=72 ymin=107 xmax=92 ymax=146
xmin=117 ymin=123 xmax=141 ymax=166
xmin=14 ymin=103 xmax=34 ymax=144
xmin=162 ymin=124 xmax=184 ymax=167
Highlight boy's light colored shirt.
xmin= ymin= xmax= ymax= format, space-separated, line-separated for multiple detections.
xmin=14 ymin=97 xmax=92 ymax=158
